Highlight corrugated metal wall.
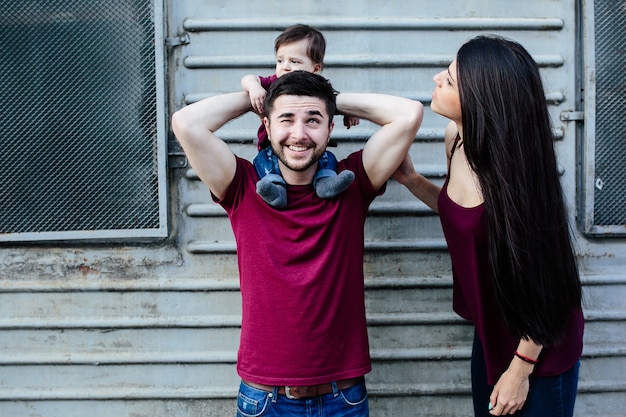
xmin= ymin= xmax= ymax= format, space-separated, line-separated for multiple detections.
xmin=1 ymin=1 xmax=625 ymax=416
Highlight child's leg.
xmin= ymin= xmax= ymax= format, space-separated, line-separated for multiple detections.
xmin=314 ymin=151 xmax=355 ymax=199
xmin=315 ymin=151 xmax=339 ymax=181
xmin=253 ymin=146 xmax=282 ymax=180
xmin=253 ymin=147 xmax=287 ymax=209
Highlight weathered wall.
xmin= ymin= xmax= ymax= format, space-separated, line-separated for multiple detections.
xmin=0 ymin=1 xmax=624 ymax=416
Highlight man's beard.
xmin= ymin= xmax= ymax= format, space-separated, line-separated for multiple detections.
xmin=271 ymin=142 xmax=325 ymax=173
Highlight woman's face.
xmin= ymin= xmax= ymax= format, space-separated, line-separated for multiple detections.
xmin=431 ymin=59 xmax=462 ymax=124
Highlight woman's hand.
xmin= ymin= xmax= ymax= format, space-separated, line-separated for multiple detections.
xmin=391 ymin=154 xmax=415 ymax=186
xmin=488 ymin=359 xmax=533 ymax=415
xmin=391 ymin=154 xmax=441 ymax=212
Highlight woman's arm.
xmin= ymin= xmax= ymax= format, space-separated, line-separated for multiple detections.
xmin=392 ymin=154 xmax=441 ymax=212
xmin=488 ymin=339 xmax=543 ymax=416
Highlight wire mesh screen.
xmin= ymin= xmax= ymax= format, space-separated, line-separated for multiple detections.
xmin=0 ymin=0 xmax=165 ymax=240
xmin=593 ymin=0 xmax=626 ymax=228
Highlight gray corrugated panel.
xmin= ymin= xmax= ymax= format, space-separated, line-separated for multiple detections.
xmin=0 ymin=400 xmax=237 ymax=417
xmin=1 ymin=1 xmax=624 ymax=417
xmin=182 ymin=17 xmax=564 ymax=31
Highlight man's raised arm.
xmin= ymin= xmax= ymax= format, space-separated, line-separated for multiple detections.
xmin=171 ymin=92 xmax=252 ymax=199
xmin=336 ymin=94 xmax=423 ymax=191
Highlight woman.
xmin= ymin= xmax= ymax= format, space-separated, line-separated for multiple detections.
xmin=393 ymin=35 xmax=584 ymax=416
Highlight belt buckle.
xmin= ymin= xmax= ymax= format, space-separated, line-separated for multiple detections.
xmin=284 ymin=386 xmax=298 ymax=400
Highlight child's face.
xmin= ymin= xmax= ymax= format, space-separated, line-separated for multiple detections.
xmin=275 ymin=39 xmax=322 ymax=78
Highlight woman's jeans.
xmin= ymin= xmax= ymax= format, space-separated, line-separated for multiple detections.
xmin=253 ymin=147 xmax=338 ymax=184
xmin=471 ymin=332 xmax=579 ymax=417
xmin=236 ymin=379 xmax=369 ymax=417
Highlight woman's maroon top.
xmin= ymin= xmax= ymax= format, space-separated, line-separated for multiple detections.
xmin=437 ymin=178 xmax=584 ymax=384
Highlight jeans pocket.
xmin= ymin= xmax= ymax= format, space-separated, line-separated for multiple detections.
xmin=236 ymin=382 xmax=271 ymax=417
xmin=339 ymin=382 xmax=368 ymax=407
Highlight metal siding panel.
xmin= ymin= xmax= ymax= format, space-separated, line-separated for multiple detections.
xmin=0 ymin=1 xmax=624 ymax=416
xmin=0 ymin=0 xmax=168 ymax=242
xmin=166 ymin=3 xmax=625 ymax=416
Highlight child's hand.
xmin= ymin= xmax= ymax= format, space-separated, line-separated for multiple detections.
xmin=343 ymin=115 xmax=360 ymax=129
xmin=248 ymin=85 xmax=267 ymax=114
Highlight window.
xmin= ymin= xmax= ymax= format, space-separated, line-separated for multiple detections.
xmin=0 ymin=0 xmax=167 ymax=242
xmin=579 ymin=0 xmax=626 ymax=236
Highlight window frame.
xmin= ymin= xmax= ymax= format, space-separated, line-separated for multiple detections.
xmin=578 ymin=0 xmax=626 ymax=237
xmin=0 ymin=0 xmax=168 ymax=243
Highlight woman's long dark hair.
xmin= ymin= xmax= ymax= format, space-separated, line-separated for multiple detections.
xmin=456 ymin=35 xmax=582 ymax=346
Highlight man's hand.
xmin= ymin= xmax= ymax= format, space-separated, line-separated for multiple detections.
xmin=343 ymin=115 xmax=360 ymax=129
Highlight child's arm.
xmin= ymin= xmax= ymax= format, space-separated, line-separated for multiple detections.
xmin=241 ymin=74 xmax=267 ymax=114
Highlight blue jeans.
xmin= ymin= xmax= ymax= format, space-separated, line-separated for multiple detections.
xmin=236 ymin=380 xmax=369 ymax=417
xmin=471 ymin=333 xmax=579 ymax=417
xmin=253 ymin=147 xmax=339 ymax=183
xmin=314 ymin=151 xmax=340 ymax=184
xmin=253 ymin=147 xmax=282 ymax=180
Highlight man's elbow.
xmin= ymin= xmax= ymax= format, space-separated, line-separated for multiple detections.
xmin=403 ymin=100 xmax=424 ymax=140
xmin=171 ymin=109 xmax=192 ymax=144
xmin=408 ymin=101 xmax=425 ymax=130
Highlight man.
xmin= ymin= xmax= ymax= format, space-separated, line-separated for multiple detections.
xmin=172 ymin=71 xmax=423 ymax=416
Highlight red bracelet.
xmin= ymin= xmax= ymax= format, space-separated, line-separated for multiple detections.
xmin=514 ymin=351 xmax=539 ymax=365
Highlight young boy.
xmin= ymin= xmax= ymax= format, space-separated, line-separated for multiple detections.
xmin=241 ymin=24 xmax=357 ymax=208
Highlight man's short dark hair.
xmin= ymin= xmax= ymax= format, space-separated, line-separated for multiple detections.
xmin=264 ymin=71 xmax=338 ymax=125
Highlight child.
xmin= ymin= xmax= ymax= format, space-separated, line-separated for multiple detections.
xmin=241 ymin=24 xmax=357 ymax=208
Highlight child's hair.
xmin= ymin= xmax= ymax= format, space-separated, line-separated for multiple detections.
xmin=264 ymin=71 xmax=337 ymax=125
xmin=456 ymin=35 xmax=582 ymax=346
xmin=275 ymin=24 xmax=326 ymax=68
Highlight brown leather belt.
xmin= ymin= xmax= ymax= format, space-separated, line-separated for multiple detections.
xmin=244 ymin=376 xmax=364 ymax=399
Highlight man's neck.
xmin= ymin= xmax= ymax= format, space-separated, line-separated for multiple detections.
xmin=279 ymin=163 xmax=318 ymax=186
